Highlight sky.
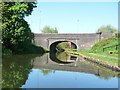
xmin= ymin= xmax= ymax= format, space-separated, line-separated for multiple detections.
xmin=25 ymin=1 xmax=118 ymax=34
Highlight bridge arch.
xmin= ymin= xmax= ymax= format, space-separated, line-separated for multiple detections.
xmin=50 ymin=41 xmax=77 ymax=53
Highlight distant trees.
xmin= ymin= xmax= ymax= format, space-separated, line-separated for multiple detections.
xmin=41 ymin=26 xmax=58 ymax=33
xmin=96 ymin=25 xmax=118 ymax=33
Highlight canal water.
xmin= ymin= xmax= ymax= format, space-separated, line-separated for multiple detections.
xmin=2 ymin=52 xmax=119 ymax=88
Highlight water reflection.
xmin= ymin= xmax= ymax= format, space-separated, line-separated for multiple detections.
xmin=56 ymin=52 xmax=77 ymax=62
xmin=50 ymin=52 xmax=77 ymax=64
xmin=22 ymin=69 xmax=118 ymax=88
xmin=2 ymin=54 xmax=42 ymax=88
xmin=2 ymin=52 xmax=119 ymax=88
xmin=32 ymin=52 xmax=119 ymax=79
xmin=40 ymin=69 xmax=55 ymax=76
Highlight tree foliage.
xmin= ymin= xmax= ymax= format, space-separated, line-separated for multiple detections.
xmin=1 ymin=2 xmax=37 ymax=53
xmin=96 ymin=25 xmax=118 ymax=33
xmin=41 ymin=25 xmax=58 ymax=33
xmin=57 ymin=42 xmax=70 ymax=50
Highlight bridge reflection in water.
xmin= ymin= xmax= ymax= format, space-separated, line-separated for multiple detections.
xmin=3 ymin=52 xmax=119 ymax=88
xmin=33 ymin=52 xmax=119 ymax=77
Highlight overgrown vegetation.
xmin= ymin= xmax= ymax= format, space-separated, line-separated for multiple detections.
xmin=1 ymin=2 xmax=46 ymax=55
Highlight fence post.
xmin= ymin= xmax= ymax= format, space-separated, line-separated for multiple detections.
xmin=116 ymin=45 xmax=118 ymax=50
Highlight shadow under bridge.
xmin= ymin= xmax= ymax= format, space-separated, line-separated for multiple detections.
xmin=50 ymin=41 xmax=77 ymax=53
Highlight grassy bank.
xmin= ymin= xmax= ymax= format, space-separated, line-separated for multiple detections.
xmin=79 ymin=50 xmax=118 ymax=66
xmin=67 ymin=37 xmax=119 ymax=68
xmin=90 ymin=37 xmax=118 ymax=55
xmin=88 ymin=37 xmax=118 ymax=66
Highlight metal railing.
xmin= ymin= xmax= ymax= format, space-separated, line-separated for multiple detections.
xmin=103 ymin=44 xmax=119 ymax=52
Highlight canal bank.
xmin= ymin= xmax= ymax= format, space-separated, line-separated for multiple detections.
xmin=66 ymin=51 xmax=120 ymax=72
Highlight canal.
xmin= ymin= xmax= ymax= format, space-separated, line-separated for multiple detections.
xmin=2 ymin=52 xmax=119 ymax=88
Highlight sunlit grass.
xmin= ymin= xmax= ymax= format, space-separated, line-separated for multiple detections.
xmin=79 ymin=50 xmax=118 ymax=67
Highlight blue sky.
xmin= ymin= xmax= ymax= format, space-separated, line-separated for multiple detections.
xmin=25 ymin=2 xmax=118 ymax=33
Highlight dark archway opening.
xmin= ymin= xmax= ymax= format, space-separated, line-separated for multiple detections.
xmin=49 ymin=41 xmax=77 ymax=64
xmin=50 ymin=41 xmax=77 ymax=53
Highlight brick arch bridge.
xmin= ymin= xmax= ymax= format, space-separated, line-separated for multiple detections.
xmin=33 ymin=33 xmax=113 ymax=50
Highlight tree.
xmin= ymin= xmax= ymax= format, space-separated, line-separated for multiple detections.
xmin=1 ymin=2 xmax=37 ymax=53
xmin=41 ymin=26 xmax=58 ymax=33
xmin=96 ymin=25 xmax=118 ymax=33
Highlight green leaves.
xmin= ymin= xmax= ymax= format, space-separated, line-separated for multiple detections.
xmin=1 ymin=2 xmax=37 ymax=53
xmin=9 ymin=3 xmax=29 ymax=18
